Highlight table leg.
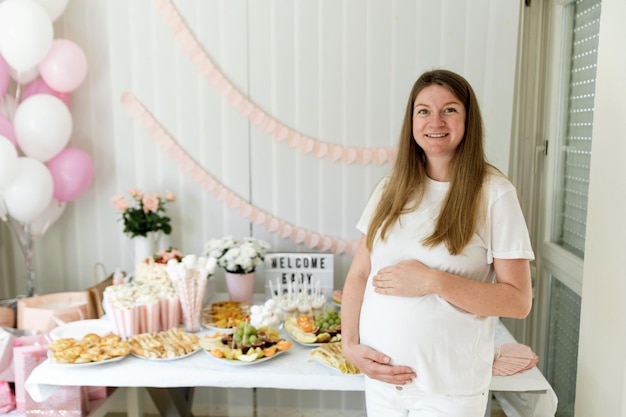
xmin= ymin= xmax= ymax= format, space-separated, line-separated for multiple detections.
xmin=145 ymin=387 xmax=195 ymax=417
xmin=126 ymin=387 xmax=144 ymax=417
xmin=484 ymin=392 xmax=493 ymax=417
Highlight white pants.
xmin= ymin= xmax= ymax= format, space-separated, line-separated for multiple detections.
xmin=364 ymin=377 xmax=489 ymax=417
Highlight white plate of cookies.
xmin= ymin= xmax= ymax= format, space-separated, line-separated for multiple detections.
xmin=49 ymin=319 xmax=114 ymax=341
xmin=47 ymin=333 xmax=130 ymax=366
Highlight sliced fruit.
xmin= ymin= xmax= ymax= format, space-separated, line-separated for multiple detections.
xmin=276 ymin=340 xmax=293 ymax=351
xmin=315 ymin=332 xmax=331 ymax=343
xmin=294 ymin=330 xmax=318 ymax=344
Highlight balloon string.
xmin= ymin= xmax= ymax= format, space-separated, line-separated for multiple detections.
xmin=5 ymin=217 xmax=35 ymax=297
xmin=14 ymin=74 xmax=22 ymax=104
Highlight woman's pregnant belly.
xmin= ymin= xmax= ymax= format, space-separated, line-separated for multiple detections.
xmin=359 ymin=284 xmax=494 ymax=395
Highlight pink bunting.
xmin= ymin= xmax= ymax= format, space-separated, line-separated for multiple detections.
xmin=238 ymin=203 xmax=253 ymax=218
xmin=328 ymin=145 xmax=343 ymax=162
xmin=216 ymin=81 xmax=233 ymax=96
xmin=199 ymin=61 xmax=216 ymax=78
xmin=292 ymin=229 xmax=306 ymax=244
xmin=314 ymin=142 xmax=329 ymax=158
xmin=215 ymin=185 xmax=228 ymax=201
xmin=121 ymin=92 xmax=361 ymax=256
xmin=155 ymin=0 xmax=395 ymax=166
xmin=342 ymin=148 xmax=358 ymax=164
xmin=262 ymin=118 xmax=277 ymax=133
xmin=202 ymin=177 xmax=217 ymax=192
xmin=237 ymin=100 xmax=254 ymax=116
xmin=208 ymin=71 xmax=224 ymax=87
xmin=266 ymin=217 xmax=280 ymax=232
xmin=227 ymin=90 xmax=244 ymax=107
xmin=300 ymin=138 xmax=315 ymax=154
xmin=274 ymin=126 xmax=289 ymax=141
xmin=320 ymin=237 xmax=332 ymax=252
xmin=287 ymin=133 xmax=302 ymax=149
xmin=360 ymin=149 xmax=373 ymax=164
xmin=280 ymin=224 xmax=293 ymax=239
xmin=250 ymin=109 xmax=266 ymax=125
xmin=226 ymin=193 xmax=240 ymax=209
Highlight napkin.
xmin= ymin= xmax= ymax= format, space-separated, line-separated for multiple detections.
xmin=492 ymin=343 xmax=539 ymax=376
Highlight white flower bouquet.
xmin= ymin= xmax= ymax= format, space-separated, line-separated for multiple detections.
xmin=203 ymin=236 xmax=270 ymax=274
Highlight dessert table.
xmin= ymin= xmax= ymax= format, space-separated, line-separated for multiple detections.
xmin=24 ymin=311 xmax=557 ymax=417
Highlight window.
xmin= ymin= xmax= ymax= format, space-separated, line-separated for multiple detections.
xmin=552 ymin=0 xmax=601 ymax=259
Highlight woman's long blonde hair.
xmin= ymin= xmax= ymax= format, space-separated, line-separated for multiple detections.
xmin=366 ymin=69 xmax=489 ymax=255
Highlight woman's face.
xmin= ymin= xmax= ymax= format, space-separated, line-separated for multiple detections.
xmin=412 ymin=84 xmax=466 ymax=164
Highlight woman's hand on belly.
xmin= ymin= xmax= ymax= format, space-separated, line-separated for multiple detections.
xmin=342 ymin=341 xmax=416 ymax=385
xmin=372 ymin=260 xmax=433 ymax=297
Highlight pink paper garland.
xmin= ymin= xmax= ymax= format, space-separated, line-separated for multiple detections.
xmin=121 ymin=92 xmax=358 ymax=256
xmin=152 ymin=0 xmax=397 ymax=166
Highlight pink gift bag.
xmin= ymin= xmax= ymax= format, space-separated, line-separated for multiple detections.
xmin=0 ymin=381 xmax=15 ymax=413
xmin=25 ymin=385 xmax=87 ymax=417
xmin=13 ymin=344 xmax=48 ymax=413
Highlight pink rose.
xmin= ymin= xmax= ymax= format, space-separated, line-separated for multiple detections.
xmin=128 ymin=188 xmax=141 ymax=198
xmin=165 ymin=191 xmax=176 ymax=202
xmin=142 ymin=195 xmax=159 ymax=213
xmin=111 ymin=195 xmax=129 ymax=212
xmin=157 ymin=248 xmax=183 ymax=262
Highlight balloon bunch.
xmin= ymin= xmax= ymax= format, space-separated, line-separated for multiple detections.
xmin=0 ymin=0 xmax=93 ymax=296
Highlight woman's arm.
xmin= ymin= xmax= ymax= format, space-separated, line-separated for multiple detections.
xmin=341 ymin=235 xmax=416 ymax=384
xmin=372 ymin=258 xmax=532 ymax=319
xmin=340 ymin=235 xmax=370 ymax=349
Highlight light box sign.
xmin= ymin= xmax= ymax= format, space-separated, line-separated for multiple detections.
xmin=264 ymin=252 xmax=334 ymax=300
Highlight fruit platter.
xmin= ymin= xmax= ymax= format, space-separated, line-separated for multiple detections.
xmin=200 ymin=322 xmax=292 ymax=364
xmin=201 ymin=301 xmax=250 ymax=332
xmin=284 ymin=308 xmax=341 ymax=345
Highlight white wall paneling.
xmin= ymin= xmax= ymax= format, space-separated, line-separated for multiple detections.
xmin=2 ymin=0 xmax=521 ymax=412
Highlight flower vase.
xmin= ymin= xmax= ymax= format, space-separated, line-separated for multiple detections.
xmin=133 ymin=232 xmax=159 ymax=264
xmin=225 ymin=271 xmax=255 ymax=304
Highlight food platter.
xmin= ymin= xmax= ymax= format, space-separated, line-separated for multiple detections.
xmin=47 ymin=350 xmax=128 ymax=367
xmin=49 ymin=319 xmax=114 ymax=341
xmin=203 ymin=348 xmax=286 ymax=366
xmin=199 ymin=322 xmax=292 ymax=365
xmin=202 ymin=324 xmax=235 ymax=334
xmin=283 ymin=314 xmax=341 ymax=347
xmin=201 ymin=301 xmax=250 ymax=332
xmin=129 ymin=328 xmax=200 ymax=360
xmin=310 ymin=344 xmax=360 ymax=375
xmin=284 ymin=330 xmax=326 ymax=347
xmin=311 ymin=355 xmax=361 ymax=375
xmin=131 ymin=348 xmax=200 ymax=361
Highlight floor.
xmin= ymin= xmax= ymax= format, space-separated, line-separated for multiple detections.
xmin=105 ymin=407 xmax=508 ymax=417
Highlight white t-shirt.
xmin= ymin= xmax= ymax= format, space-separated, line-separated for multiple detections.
xmin=357 ymin=173 xmax=534 ymax=396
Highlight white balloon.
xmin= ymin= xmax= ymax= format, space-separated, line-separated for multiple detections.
xmin=31 ymin=0 xmax=68 ymax=22
xmin=9 ymin=65 xmax=40 ymax=84
xmin=3 ymin=157 xmax=53 ymax=223
xmin=30 ymin=198 xmax=66 ymax=236
xmin=0 ymin=135 xmax=18 ymax=189
xmin=0 ymin=0 xmax=54 ymax=71
xmin=14 ymin=94 xmax=72 ymax=162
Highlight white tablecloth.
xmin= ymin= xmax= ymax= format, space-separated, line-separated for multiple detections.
xmin=24 ymin=318 xmax=557 ymax=416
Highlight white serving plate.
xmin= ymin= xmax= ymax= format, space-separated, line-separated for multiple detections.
xmin=47 ymin=350 xmax=128 ymax=367
xmin=49 ymin=319 xmax=114 ymax=341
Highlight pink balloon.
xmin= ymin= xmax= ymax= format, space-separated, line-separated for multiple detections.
xmin=46 ymin=147 xmax=94 ymax=202
xmin=38 ymin=39 xmax=88 ymax=93
xmin=22 ymin=78 xmax=71 ymax=108
xmin=0 ymin=55 xmax=9 ymax=97
xmin=0 ymin=113 xmax=16 ymax=147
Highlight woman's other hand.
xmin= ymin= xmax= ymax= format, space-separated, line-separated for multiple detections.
xmin=372 ymin=260 xmax=432 ymax=297
xmin=342 ymin=342 xmax=416 ymax=385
